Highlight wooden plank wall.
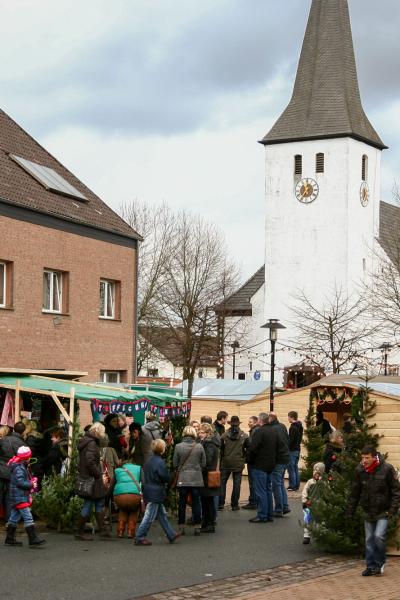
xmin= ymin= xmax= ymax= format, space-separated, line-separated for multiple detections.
xmin=369 ymin=393 xmax=400 ymax=468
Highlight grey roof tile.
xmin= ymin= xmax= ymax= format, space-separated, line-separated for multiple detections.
xmin=379 ymin=201 xmax=400 ymax=264
xmin=215 ymin=266 xmax=265 ymax=315
xmin=261 ymin=0 xmax=386 ymax=150
xmin=0 ymin=109 xmax=141 ymax=240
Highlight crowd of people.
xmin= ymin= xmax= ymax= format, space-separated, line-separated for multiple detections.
xmin=1 ymin=406 xmax=399 ymax=578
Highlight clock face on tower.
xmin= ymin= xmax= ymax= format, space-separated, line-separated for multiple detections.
xmin=295 ymin=178 xmax=319 ymax=204
xmin=360 ymin=181 xmax=370 ymax=207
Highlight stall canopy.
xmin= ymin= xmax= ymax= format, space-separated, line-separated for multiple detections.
xmin=0 ymin=375 xmax=190 ymax=455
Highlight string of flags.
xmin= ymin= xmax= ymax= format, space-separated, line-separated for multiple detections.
xmin=91 ymin=397 xmax=192 ymax=421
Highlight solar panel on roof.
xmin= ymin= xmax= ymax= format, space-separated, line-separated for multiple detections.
xmin=10 ymin=154 xmax=88 ymax=201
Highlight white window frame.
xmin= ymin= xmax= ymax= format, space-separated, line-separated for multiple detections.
xmin=100 ymin=279 xmax=115 ymax=319
xmin=0 ymin=262 xmax=6 ymax=308
xmin=43 ymin=270 xmax=62 ymax=314
xmin=101 ymin=371 xmax=120 ymax=384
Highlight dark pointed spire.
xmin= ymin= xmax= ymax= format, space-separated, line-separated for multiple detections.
xmin=261 ymin=0 xmax=386 ymax=149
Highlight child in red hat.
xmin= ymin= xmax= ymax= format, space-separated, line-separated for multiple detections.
xmin=4 ymin=445 xmax=45 ymax=547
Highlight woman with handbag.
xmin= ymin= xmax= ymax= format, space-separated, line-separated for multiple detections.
xmin=173 ymin=425 xmax=206 ymax=536
xmin=113 ymin=461 xmax=142 ymax=538
xmin=199 ymin=423 xmax=221 ymax=533
xmin=75 ymin=422 xmax=110 ymax=540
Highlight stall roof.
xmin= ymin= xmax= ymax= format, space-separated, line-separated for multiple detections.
xmin=0 ymin=375 xmax=186 ymax=404
xmin=177 ymin=378 xmax=269 ymax=402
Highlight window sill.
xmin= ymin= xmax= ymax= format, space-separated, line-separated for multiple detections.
xmin=99 ymin=316 xmax=121 ymax=322
xmin=0 ymin=306 xmax=14 ymax=311
xmin=42 ymin=310 xmax=70 ymax=317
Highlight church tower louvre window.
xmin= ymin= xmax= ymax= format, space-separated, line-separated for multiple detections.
xmin=316 ymin=153 xmax=325 ymax=173
xmin=362 ymin=154 xmax=368 ymax=181
xmin=294 ymin=154 xmax=302 ymax=176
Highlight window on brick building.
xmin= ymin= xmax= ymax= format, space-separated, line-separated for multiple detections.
xmin=43 ymin=269 xmax=67 ymax=313
xmin=100 ymin=371 xmax=121 ymax=384
xmin=100 ymin=279 xmax=120 ymax=319
xmin=0 ymin=261 xmax=13 ymax=309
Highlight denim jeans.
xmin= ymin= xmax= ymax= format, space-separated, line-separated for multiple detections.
xmin=135 ymin=501 xmax=176 ymax=542
xmin=178 ymin=487 xmax=202 ymax=525
xmin=81 ymin=498 xmax=105 ymax=518
xmin=8 ymin=507 xmax=34 ymax=528
xmin=288 ymin=450 xmax=300 ymax=489
xmin=364 ymin=518 xmax=388 ymax=570
xmin=252 ymin=468 xmax=273 ymax=521
xmin=247 ymin=465 xmax=257 ymax=505
xmin=219 ymin=469 xmax=243 ymax=508
xmin=272 ymin=463 xmax=289 ymax=513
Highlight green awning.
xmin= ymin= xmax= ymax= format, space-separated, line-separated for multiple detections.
xmin=0 ymin=375 xmax=186 ymax=405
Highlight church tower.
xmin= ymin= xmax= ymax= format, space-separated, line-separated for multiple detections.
xmin=260 ymin=0 xmax=386 ymax=380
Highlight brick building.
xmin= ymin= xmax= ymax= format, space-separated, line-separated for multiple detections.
xmin=0 ymin=109 xmax=141 ymax=382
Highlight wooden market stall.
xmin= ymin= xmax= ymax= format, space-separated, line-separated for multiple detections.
xmin=0 ymin=374 xmax=190 ymax=457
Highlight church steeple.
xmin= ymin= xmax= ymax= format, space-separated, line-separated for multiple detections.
xmin=261 ymin=0 xmax=386 ymax=149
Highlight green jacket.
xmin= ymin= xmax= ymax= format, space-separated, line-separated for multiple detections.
xmin=220 ymin=428 xmax=248 ymax=471
xmin=114 ymin=463 xmax=141 ymax=496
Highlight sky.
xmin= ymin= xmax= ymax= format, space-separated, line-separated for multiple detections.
xmin=0 ymin=0 xmax=399 ymax=281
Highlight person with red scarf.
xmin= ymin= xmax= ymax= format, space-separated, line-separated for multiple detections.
xmin=346 ymin=445 xmax=400 ymax=577
xmin=4 ymin=446 xmax=45 ymax=547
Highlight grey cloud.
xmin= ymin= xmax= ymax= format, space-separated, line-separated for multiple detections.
xmin=1 ymin=0 xmax=398 ymax=138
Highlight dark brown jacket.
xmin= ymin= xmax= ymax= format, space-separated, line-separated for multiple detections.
xmin=77 ymin=432 xmax=105 ymax=500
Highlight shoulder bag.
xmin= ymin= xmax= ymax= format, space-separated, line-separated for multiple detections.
xmin=121 ymin=466 xmax=144 ymax=513
xmin=75 ymin=475 xmax=95 ymax=499
xmin=171 ymin=444 xmax=196 ymax=489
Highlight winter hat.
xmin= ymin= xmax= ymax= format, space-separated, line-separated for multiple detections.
xmin=228 ymin=416 xmax=241 ymax=426
xmin=313 ymin=462 xmax=325 ymax=476
xmin=17 ymin=446 xmax=32 ymax=460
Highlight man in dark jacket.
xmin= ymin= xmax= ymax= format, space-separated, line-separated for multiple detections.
xmin=287 ymin=411 xmax=303 ymax=491
xmin=213 ymin=411 xmax=228 ymax=437
xmin=346 ymin=446 xmax=400 ymax=577
xmin=219 ymin=416 xmax=248 ymax=511
xmin=243 ymin=416 xmax=259 ymax=510
xmin=269 ymin=413 xmax=290 ymax=517
xmin=0 ymin=422 xmax=26 ymax=520
xmin=247 ymin=413 xmax=279 ymax=523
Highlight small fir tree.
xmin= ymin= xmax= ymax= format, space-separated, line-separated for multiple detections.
xmin=301 ymin=393 xmax=325 ymax=481
xmin=309 ymin=383 xmax=381 ymax=553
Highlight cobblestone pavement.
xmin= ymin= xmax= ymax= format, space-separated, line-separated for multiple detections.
xmin=136 ymin=556 xmax=400 ymax=600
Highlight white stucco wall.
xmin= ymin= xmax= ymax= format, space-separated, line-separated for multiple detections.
xmin=264 ymin=137 xmax=382 ymax=380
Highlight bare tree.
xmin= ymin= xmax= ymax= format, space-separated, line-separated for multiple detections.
xmin=159 ymin=211 xmax=239 ymax=396
xmin=290 ymin=286 xmax=376 ymax=374
xmin=120 ymin=200 xmax=239 ymax=391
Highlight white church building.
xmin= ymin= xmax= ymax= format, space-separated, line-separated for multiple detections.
xmin=218 ymin=0 xmax=400 ymax=385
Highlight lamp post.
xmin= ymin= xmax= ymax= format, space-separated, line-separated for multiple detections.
xmin=380 ymin=342 xmax=392 ymax=376
xmin=261 ymin=319 xmax=286 ymax=411
xmin=231 ymin=341 xmax=239 ymax=379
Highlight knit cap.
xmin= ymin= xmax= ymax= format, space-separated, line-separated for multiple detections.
xmin=17 ymin=446 xmax=32 ymax=460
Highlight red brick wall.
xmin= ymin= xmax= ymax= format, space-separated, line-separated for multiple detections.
xmin=0 ymin=215 xmax=137 ymax=381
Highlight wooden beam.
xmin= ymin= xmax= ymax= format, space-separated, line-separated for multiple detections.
xmin=68 ymin=388 xmax=75 ymax=458
xmin=15 ymin=379 xmax=21 ymax=422
xmin=50 ymin=391 xmax=71 ymax=424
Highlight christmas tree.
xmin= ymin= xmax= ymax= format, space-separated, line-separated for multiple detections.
xmin=308 ymin=382 xmax=381 ymax=553
xmin=301 ymin=394 xmax=325 ymax=481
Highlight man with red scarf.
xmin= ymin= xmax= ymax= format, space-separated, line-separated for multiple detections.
xmin=347 ymin=445 xmax=400 ymax=577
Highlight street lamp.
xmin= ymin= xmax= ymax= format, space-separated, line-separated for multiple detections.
xmin=261 ymin=319 xmax=286 ymax=411
xmin=379 ymin=342 xmax=392 ymax=376
xmin=231 ymin=341 xmax=240 ymax=379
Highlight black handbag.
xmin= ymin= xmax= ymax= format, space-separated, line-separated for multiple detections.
xmin=75 ymin=475 xmax=95 ymax=499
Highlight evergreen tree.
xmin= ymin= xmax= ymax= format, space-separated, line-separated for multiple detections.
xmin=309 ymin=383 xmax=381 ymax=553
xmin=301 ymin=394 xmax=325 ymax=481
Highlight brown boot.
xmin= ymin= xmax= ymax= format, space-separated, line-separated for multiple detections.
xmin=95 ymin=512 xmax=112 ymax=539
xmin=117 ymin=518 xmax=126 ymax=538
xmin=127 ymin=511 xmax=138 ymax=539
xmin=74 ymin=516 xmax=93 ymax=541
